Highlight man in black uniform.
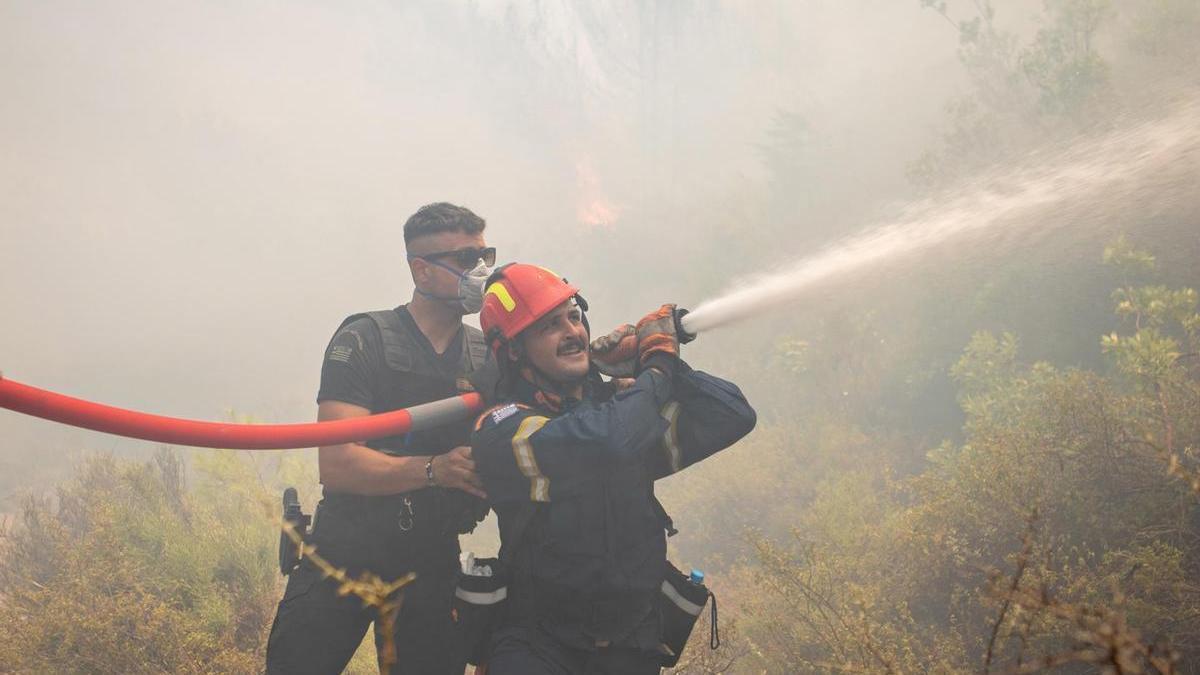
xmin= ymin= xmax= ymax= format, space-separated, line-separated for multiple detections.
xmin=266 ymin=202 xmax=495 ymax=674
xmin=471 ymin=264 xmax=757 ymax=674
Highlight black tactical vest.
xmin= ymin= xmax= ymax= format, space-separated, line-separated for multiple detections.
xmin=336 ymin=307 xmax=487 ymax=457
xmin=323 ymin=307 xmax=489 ymax=536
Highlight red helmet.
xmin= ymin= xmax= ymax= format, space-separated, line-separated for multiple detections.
xmin=480 ymin=263 xmax=580 ymax=350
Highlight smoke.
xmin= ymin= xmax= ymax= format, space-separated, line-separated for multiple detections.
xmin=0 ymin=0 xmax=969 ymax=492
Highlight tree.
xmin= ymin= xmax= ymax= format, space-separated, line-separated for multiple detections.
xmin=910 ymin=0 xmax=1114 ymax=190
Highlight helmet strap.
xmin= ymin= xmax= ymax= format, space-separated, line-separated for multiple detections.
xmin=518 ymin=360 xmax=585 ymax=408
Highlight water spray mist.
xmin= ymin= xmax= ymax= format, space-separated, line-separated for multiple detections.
xmin=682 ymin=100 xmax=1200 ymax=336
xmin=2 ymin=101 xmax=1197 ymax=449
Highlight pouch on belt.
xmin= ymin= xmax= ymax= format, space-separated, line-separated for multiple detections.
xmin=278 ymin=487 xmax=312 ymax=576
xmin=658 ymin=562 xmax=718 ymax=667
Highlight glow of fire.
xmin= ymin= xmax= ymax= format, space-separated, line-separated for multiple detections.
xmin=574 ymin=157 xmax=620 ymax=228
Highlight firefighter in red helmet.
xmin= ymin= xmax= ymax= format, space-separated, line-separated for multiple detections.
xmin=470 ymin=263 xmax=756 ymax=674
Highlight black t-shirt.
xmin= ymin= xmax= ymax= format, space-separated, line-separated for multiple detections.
xmin=317 ymin=306 xmax=464 ymax=411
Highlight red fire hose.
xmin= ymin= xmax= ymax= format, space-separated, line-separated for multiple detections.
xmin=0 ymin=373 xmax=484 ymax=450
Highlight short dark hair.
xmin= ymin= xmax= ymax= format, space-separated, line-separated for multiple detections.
xmin=403 ymin=202 xmax=487 ymax=245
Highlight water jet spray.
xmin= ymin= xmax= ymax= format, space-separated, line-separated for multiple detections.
xmin=683 ymin=100 xmax=1200 ymax=335
xmin=2 ymin=101 xmax=1197 ymax=449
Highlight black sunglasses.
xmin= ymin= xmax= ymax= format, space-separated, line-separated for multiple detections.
xmin=419 ymin=246 xmax=497 ymax=269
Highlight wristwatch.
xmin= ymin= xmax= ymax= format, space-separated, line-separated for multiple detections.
xmin=425 ymin=456 xmax=437 ymax=488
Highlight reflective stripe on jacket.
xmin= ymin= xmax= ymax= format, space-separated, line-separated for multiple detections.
xmin=472 ymin=361 xmax=756 ymax=645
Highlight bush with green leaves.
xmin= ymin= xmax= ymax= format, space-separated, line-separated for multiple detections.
xmin=665 ymin=238 xmax=1198 ymax=673
xmin=0 ymin=449 xmax=334 ymax=674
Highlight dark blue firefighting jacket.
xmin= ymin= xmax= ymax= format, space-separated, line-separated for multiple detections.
xmin=471 ymin=360 xmax=756 ymax=649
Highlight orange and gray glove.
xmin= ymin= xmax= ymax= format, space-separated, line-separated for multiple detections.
xmin=636 ymin=304 xmax=694 ymax=375
xmin=590 ymin=323 xmax=638 ymax=378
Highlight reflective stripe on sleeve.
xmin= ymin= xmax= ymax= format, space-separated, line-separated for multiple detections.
xmin=512 ymin=415 xmax=551 ymax=502
xmin=661 ymin=580 xmax=705 ymax=616
xmin=455 ymin=586 xmax=509 ymax=605
xmin=660 ymin=401 xmax=682 ymax=473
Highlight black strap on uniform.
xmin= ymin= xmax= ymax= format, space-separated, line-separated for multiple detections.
xmin=463 ymin=324 xmax=488 ymax=371
xmin=652 ymin=494 xmax=718 ymax=649
xmin=709 ymin=590 xmax=720 ymax=649
xmin=651 ymin=495 xmax=678 ymax=537
xmin=348 ymin=308 xmax=487 ymax=376
xmin=656 ymin=494 xmax=720 ymax=647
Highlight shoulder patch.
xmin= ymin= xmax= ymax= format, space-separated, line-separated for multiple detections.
xmin=326 ymin=329 xmax=364 ymax=363
xmin=475 ymin=403 xmax=530 ymax=431
xmin=490 ymin=403 xmax=521 ymax=425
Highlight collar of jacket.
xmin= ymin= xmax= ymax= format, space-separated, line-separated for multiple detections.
xmin=513 ymin=367 xmax=613 ymax=414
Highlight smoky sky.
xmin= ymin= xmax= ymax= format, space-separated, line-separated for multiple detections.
xmin=0 ymin=1 xmax=964 ymax=478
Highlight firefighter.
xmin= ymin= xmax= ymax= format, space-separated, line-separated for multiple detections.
xmin=471 ymin=264 xmax=757 ymax=674
xmin=266 ymin=202 xmax=494 ymax=675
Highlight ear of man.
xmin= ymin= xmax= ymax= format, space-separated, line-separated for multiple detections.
xmin=410 ymin=257 xmax=432 ymax=285
xmin=507 ymin=338 xmax=525 ymax=362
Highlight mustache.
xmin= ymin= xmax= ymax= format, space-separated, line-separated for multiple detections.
xmin=557 ymin=337 xmax=585 ymax=355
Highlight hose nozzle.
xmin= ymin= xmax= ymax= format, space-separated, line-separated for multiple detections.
xmin=675 ymin=307 xmax=697 ymax=344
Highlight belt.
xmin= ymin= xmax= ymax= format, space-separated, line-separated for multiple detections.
xmin=316 ymin=490 xmax=460 ymax=545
